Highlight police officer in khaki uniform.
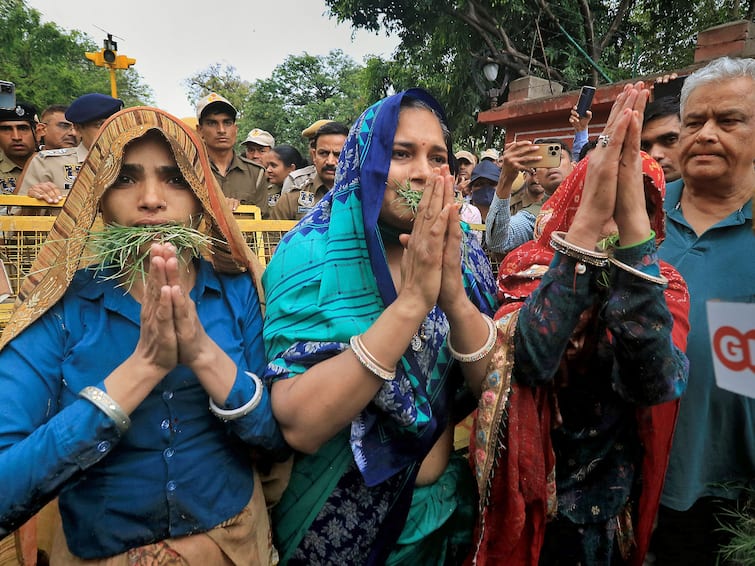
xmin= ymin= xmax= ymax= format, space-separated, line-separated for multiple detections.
xmin=272 ymin=121 xmax=348 ymax=220
xmin=241 ymin=128 xmax=275 ymax=165
xmin=195 ymin=93 xmax=269 ymax=217
xmin=18 ymin=93 xmax=123 ymax=205
xmin=280 ymin=119 xmax=334 ymax=194
xmin=0 ymin=102 xmax=38 ymax=196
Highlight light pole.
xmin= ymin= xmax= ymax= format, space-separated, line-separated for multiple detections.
xmin=483 ymin=61 xmax=509 ymax=148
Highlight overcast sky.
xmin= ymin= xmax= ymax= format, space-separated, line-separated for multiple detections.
xmin=26 ymin=0 xmax=399 ymax=118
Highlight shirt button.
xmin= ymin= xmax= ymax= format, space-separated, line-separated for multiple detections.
xmin=160 ymin=418 xmax=170 ymax=430
xmin=162 ymin=391 xmax=174 ymax=401
xmin=97 ymin=441 xmax=110 ymax=453
xmin=164 ymin=448 xmax=175 ymax=458
xmin=166 ymin=480 xmax=177 ymax=492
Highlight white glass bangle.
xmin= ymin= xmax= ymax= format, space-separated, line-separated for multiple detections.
xmin=209 ymin=371 xmax=264 ymax=422
xmin=609 ymin=257 xmax=668 ymax=285
xmin=349 ymin=334 xmax=396 ymax=381
xmin=79 ymin=386 xmax=131 ymax=435
xmin=446 ymin=314 xmax=497 ymax=363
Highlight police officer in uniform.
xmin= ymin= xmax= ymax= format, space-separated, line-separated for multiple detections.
xmin=241 ymin=128 xmax=275 ymax=165
xmin=272 ymin=121 xmax=348 ymax=220
xmin=0 ymin=102 xmax=38 ymax=196
xmin=18 ymin=93 xmax=123 ymax=205
xmin=195 ymin=93 xmax=269 ymax=217
xmin=280 ymin=119 xmax=334 ymax=194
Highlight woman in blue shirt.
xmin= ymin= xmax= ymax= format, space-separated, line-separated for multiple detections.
xmin=0 ymin=107 xmax=285 ymax=564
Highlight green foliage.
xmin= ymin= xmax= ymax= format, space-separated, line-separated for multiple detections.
xmin=719 ymin=489 xmax=755 ymax=565
xmin=185 ymin=51 xmax=368 ymax=156
xmin=0 ymin=0 xmax=153 ymax=111
xmin=325 ymin=0 xmax=755 ymax=147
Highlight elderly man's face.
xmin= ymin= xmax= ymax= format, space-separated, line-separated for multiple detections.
xmin=679 ymin=77 xmax=755 ymax=185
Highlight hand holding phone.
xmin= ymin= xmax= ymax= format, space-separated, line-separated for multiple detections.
xmin=576 ymin=86 xmax=596 ymax=117
xmin=0 ymin=81 xmax=16 ymax=111
xmin=532 ymin=143 xmax=563 ymax=169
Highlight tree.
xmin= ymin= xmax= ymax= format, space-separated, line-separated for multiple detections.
xmin=324 ymin=0 xmax=755 ymax=146
xmin=185 ymin=51 xmax=368 ymax=156
xmin=0 ymin=0 xmax=153 ymax=111
xmin=182 ymin=63 xmax=253 ymax=118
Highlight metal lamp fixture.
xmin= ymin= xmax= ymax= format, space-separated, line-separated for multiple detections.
xmin=483 ymin=62 xmax=499 ymax=82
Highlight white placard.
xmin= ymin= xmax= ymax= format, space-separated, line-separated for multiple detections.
xmin=706 ymin=300 xmax=755 ymax=399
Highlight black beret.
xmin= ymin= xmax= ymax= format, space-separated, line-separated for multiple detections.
xmin=0 ymin=102 xmax=38 ymax=124
xmin=65 ymin=93 xmax=123 ymax=124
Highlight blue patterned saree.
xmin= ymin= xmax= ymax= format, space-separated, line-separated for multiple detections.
xmin=263 ymin=89 xmax=496 ymax=565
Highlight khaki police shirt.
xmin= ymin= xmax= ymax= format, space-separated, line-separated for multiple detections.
xmin=211 ymin=154 xmax=269 ymax=218
xmin=0 ymin=150 xmax=25 ymax=195
xmin=281 ymin=164 xmax=316 ymax=194
xmin=266 ymin=183 xmax=282 ymax=211
xmin=17 ymin=143 xmax=88 ymax=195
xmin=271 ymin=173 xmax=329 ymax=220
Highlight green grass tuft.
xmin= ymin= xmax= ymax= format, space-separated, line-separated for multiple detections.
xmin=87 ymin=223 xmax=213 ymax=290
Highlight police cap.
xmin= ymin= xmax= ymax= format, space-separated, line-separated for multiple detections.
xmin=65 ymin=93 xmax=123 ymax=124
xmin=0 ymin=102 xmax=38 ymax=124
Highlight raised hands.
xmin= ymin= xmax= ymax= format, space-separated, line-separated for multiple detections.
xmin=398 ymin=164 xmax=458 ymax=315
xmin=136 ymin=242 xmax=210 ymax=374
xmin=567 ymin=82 xmax=650 ymax=249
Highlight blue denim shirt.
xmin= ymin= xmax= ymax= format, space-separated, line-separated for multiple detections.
xmin=0 ymin=259 xmax=285 ymax=558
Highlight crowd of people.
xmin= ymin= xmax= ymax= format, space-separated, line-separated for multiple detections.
xmin=0 ymin=54 xmax=752 ymax=566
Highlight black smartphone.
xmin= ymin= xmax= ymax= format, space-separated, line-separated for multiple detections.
xmin=575 ymin=86 xmax=596 ymax=117
xmin=653 ymin=75 xmax=688 ymax=101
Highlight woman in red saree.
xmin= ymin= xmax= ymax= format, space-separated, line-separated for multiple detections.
xmin=469 ymin=83 xmax=690 ymax=565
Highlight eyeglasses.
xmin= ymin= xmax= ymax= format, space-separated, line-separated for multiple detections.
xmin=44 ymin=121 xmax=74 ymax=131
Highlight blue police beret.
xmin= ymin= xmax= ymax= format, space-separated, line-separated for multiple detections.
xmin=0 ymin=102 xmax=38 ymax=124
xmin=65 ymin=93 xmax=123 ymax=124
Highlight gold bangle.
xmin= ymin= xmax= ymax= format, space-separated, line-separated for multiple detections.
xmin=550 ymin=230 xmax=609 ymax=267
xmin=446 ymin=314 xmax=497 ymax=363
xmin=79 ymin=386 xmax=131 ymax=436
xmin=609 ymin=257 xmax=668 ymax=285
xmin=349 ymin=334 xmax=396 ymax=382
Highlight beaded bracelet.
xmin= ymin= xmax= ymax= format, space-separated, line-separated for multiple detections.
xmin=209 ymin=371 xmax=264 ymax=421
xmin=609 ymin=257 xmax=668 ymax=285
xmin=446 ymin=313 xmax=497 ymax=363
xmin=550 ymin=230 xmax=609 ymax=267
xmin=349 ymin=334 xmax=396 ymax=382
xmin=79 ymin=386 xmax=131 ymax=436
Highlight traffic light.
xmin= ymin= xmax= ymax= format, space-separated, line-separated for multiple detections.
xmin=85 ymin=51 xmax=105 ymax=67
xmin=113 ymin=55 xmax=136 ymax=70
xmin=83 ymin=34 xmax=136 ymax=98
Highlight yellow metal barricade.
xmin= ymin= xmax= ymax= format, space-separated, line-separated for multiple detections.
xmin=236 ymin=219 xmax=297 ymax=267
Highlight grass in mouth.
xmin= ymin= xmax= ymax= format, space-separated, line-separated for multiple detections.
xmin=394 ymin=180 xmax=463 ymax=214
xmin=87 ymin=223 xmax=213 ymax=290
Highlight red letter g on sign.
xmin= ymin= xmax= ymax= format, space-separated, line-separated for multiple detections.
xmin=713 ymin=326 xmax=755 ymax=373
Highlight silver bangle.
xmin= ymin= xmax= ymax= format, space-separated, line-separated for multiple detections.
xmin=209 ymin=371 xmax=264 ymax=421
xmin=446 ymin=314 xmax=497 ymax=363
xmin=550 ymin=230 xmax=609 ymax=267
xmin=349 ymin=334 xmax=396 ymax=381
xmin=609 ymin=257 xmax=668 ymax=285
xmin=79 ymin=386 xmax=131 ymax=436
